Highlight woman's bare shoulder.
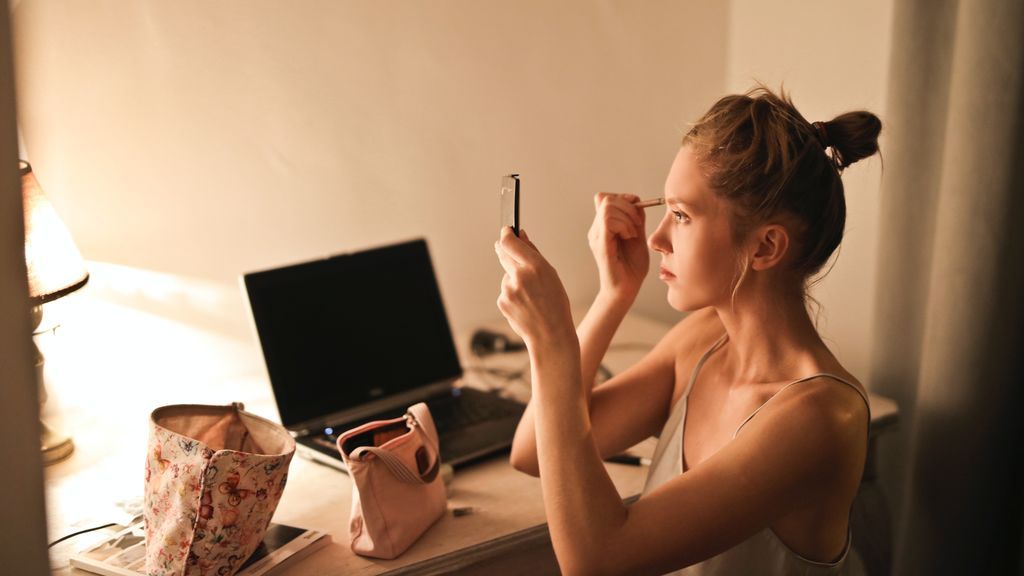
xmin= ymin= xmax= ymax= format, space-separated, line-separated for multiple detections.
xmin=811 ymin=349 xmax=869 ymax=406
xmin=750 ymin=364 xmax=870 ymax=481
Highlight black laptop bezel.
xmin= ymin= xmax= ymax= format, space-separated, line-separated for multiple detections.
xmin=241 ymin=238 xmax=463 ymax=436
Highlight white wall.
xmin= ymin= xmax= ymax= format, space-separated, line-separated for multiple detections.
xmin=12 ymin=2 xmax=895 ymax=566
xmin=12 ymin=0 xmax=894 ymax=382
xmin=13 ymin=1 xmax=729 ymax=338
xmin=726 ymin=0 xmax=894 ymax=380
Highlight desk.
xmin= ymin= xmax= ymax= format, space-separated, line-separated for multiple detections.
xmin=43 ymin=283 xmax=897 ymax=575
xmin=44 ymin=296 xmax=661 ymax=576
xmin=267 ymin=438 xmax=656 ymax=575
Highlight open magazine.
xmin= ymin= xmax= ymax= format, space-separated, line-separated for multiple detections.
xmin=70 ymin=521 xmax=331 ymax=576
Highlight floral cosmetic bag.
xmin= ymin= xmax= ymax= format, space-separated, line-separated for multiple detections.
xmin=144 ymin=403 xmax=295 ymax=576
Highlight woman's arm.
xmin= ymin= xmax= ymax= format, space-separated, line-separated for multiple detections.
xmin=578 ymin=292 xmax=635 ymax=399
xmin=509 ymin=292 xmax=657 ymax=476
xmin=531 ymin=343 xmax=866 ymax=575
xmin=579 ymin=192 xmax=649 ymax=388
xmin=509 ymin=305 xmax=714 ymax=476
xmin=495 ymin=229 xmax=867 ymax=575
xmin=509 ymin=193 xmax=654 ymax=475
xmin=540 ymin=368 xmax=868 ymax=569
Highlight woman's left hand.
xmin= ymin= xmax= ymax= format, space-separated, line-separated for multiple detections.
xmin=494 ymin=227 xmax=579 ymax=354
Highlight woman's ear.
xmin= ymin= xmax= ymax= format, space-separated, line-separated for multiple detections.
xmin=750 ymin=224 xmax=790 ymax=271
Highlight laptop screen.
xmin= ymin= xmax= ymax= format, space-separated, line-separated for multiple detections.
xmin=243 ymin=239 xmax=463 ymax=428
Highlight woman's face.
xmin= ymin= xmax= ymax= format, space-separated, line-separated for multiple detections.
xmin=648 ymin=145 xmax=742 ymax=311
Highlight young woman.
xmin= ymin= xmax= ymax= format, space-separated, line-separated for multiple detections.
xmin=494 ymin=86 xmax=881 ymax=575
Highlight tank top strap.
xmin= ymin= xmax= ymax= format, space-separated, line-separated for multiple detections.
xmin=732 ymin=373 xmax=870 ymax=439
xmin=684 ymin=333 xmax=729 ymax=400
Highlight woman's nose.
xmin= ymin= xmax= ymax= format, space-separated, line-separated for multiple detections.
xmin=648 ymin=218 xmax=670 ymax=254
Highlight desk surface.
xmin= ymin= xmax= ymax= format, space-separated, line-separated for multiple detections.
xmin=44 ymin=300 xmax=666 ymax=575
xmin=43 ymin=288 xmax=897 ymax=575
xmin=271 ymin=439 xmax=654 ymax=575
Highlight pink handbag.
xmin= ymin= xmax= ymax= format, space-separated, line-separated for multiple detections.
xmin=144 ymin=403 xmax=295 ymax=576
xmin=336 ymin=402 xmax=447 ymax=559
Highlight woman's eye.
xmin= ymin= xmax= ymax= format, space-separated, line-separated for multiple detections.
xmin=671 ymin=210 xmax=691 ymax=224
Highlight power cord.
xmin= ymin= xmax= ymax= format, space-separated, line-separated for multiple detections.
xmin=469 ymin=329 xmax=526 ymax=356
xmin=48 ymin=523 xmax=117 ymax=548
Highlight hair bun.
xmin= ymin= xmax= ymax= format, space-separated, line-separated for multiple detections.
xmin=823 ymin=111 xmax=882 ymax=169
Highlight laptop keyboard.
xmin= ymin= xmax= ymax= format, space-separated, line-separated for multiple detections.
xmin=310 ymin=388 xmax=522 ymax=441
xmin=426 ymin=387 xmax=523 ymax=431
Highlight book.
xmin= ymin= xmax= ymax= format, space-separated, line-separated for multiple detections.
xmin=69 ymin=521 xmax=331 ymax=576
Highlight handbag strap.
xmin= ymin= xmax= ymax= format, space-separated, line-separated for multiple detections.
xmin=350 ymin=407 xmax=441 ymax=484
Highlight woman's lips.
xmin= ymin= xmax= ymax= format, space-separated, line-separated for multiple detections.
xmin=659 ymin=266 xmax=675 ymax=280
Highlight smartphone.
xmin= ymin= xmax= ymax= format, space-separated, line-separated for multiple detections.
xmin=500 ymin=174 xmax=520 ymax=237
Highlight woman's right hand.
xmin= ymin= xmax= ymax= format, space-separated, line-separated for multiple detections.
xmin=587 ymin=192 xmax=650 ymax=300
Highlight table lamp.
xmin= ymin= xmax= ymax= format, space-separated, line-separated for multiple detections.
xmin=21 ymin=160 xmax=89 ymax=465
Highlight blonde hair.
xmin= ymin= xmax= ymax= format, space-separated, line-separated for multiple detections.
xmin=685 ymin=85 xmax=881 ymax=300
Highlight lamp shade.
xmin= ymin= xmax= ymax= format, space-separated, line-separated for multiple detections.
xmin=21 ymin=160 xmax=89 ymax=304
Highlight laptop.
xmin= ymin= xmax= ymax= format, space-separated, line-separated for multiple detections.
xmin=242 ymin=238 xmax=526 ymax=472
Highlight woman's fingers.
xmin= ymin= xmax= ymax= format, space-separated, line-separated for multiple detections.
xmin=495 ymin=236 xmax=521 ymax=273
xmin=516 ymin=228 xmax=539 ymax=253
xmin=597 ymin=210 xmax=643 ymax=240
xmin=594 ymin=191 xmax=638 ymax=206
xmin=605 ymin=214 xmax=641 ymax=239
xmin=498 ymin=226 xmax=541 ymax=266
xmin=595 ymin=192 xmax=645 ymax=230
xmin=608 ymin=198 xmax=644 ymax=229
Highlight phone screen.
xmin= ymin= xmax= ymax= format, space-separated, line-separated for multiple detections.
xmin=500 ymin=174 xmax=520 ymax=237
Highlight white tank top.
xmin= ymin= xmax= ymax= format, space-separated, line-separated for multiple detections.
xmin=641 ymin=335 xmax=869 ymax=576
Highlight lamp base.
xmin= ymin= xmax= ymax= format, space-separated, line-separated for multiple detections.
xmin=41 ymin=420 xmax=74 ymax=465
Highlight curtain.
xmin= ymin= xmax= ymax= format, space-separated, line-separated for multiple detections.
xmin=871 ymin=0 xmax=1024 ymax=573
